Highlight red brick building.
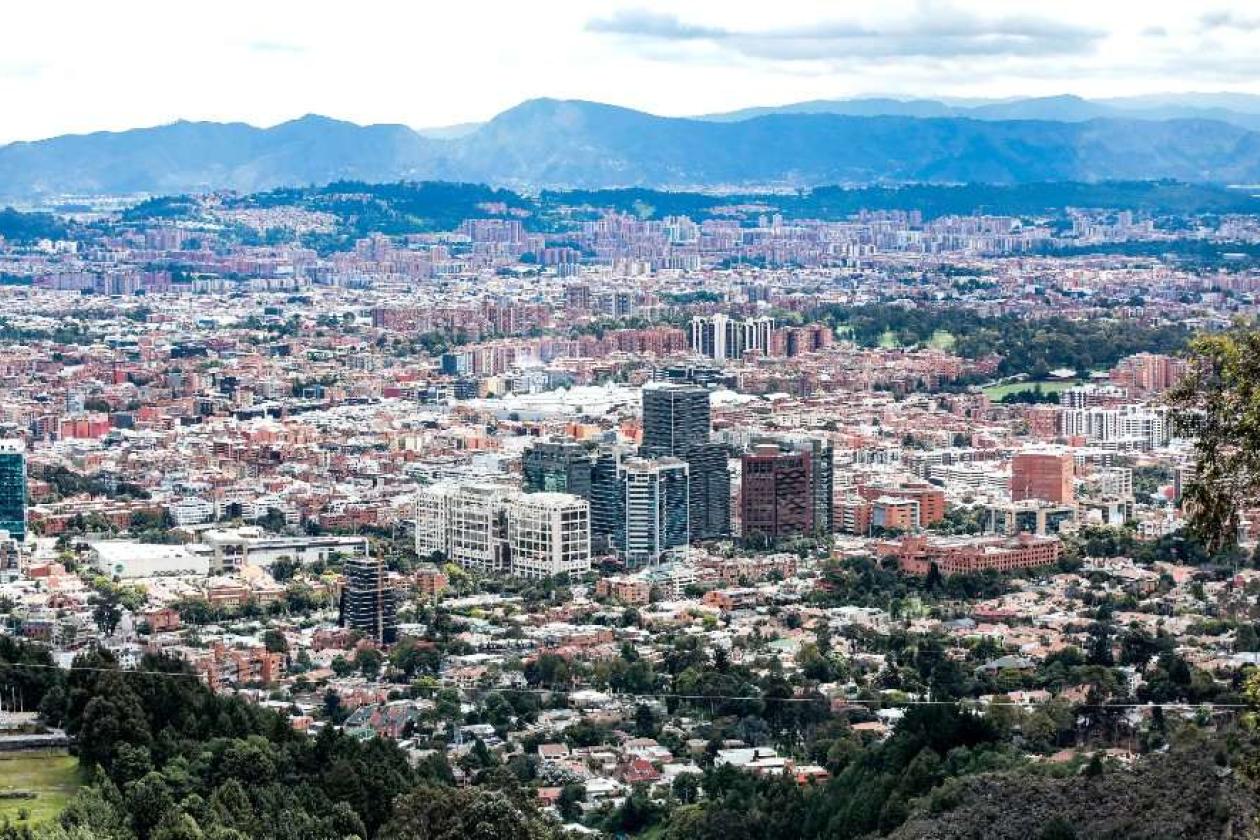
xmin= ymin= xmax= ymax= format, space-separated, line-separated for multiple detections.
xmin=879 ymin=533 xmax=1062 ymax=576
xmin=1011 ymin=450 xmax=1075 ymax=504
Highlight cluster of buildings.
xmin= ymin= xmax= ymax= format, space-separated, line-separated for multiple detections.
xmin=1 ymin=189 xmax=1259 ymax=824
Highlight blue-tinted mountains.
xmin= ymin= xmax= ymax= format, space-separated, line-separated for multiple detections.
xmin=6 ymin=96 xmax=1260 ymax=199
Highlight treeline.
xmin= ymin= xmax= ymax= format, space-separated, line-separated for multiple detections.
xmin=818 ymin=304 xmax=1191 ymax=377
xmin=119 ymin=180 xmax=1260 ymax=243
xmin=547 ymin=181 xmax=1260 ymax=222
xmin=35 ymin=465 xmax=151 ymax=503
xmin=0 ymin=642 xmax=558 ymax=840
xmin=0 ymin=208 xmax=67 ymax=243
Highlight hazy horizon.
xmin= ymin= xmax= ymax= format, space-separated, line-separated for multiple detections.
xmin=6 ymin=0 xmax=1260 ymax=143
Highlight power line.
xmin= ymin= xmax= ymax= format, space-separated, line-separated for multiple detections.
xmin=0 ymin=660 xmax=1250 ymax=711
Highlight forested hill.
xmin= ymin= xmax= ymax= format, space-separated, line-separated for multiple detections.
xmin=10 ymin=99 xmax=1260 ymax=198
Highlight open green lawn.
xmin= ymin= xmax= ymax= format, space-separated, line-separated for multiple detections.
xmin=982 ymin=380 xmax=1079 ymax=400
xmin=0 ymin=752 xmax=81 ymax=827
xmin=927 ymin=329 xmax=956 ymax=351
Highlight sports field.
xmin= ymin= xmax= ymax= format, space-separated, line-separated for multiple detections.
xmin=0 ymin=752 xmax=81 ymax=826
xmin=981 ymin=380 xmax=1078 ymax=399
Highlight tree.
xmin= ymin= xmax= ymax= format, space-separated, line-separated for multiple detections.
xmin=1169 ymin=326 xmax=1260 ymax=553
xmin=357 ymin=647 xmax=383 ymax=678
xmin=672 ymin=772 xmax=701 ymax=805
xmin=557 ymin=783 xmax=586 ymax=821
xmin=126 ymin=771 xmax=174 ymax=839
xmin=378 ymin=784 xmax=552 ymax=840
xmin=261 ymin=629 xmax=288 ymax=655
xmin=76 ymin=680 xmax=152 ymax=770
xmin=269 ymin=556 xmax=300 ymax=582
xmin=92 ymin=592 xmax=123 ymax=637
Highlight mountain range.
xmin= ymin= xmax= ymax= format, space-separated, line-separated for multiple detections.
xmin=6 ymin=94 xmax=1260 ymax=200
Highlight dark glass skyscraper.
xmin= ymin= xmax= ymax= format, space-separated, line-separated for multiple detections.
xmin=590 ymin=446 xmax=631 ymax=554
xmin=0 ymin=440 xmax=26 ymax=543
xmin=640 ymin=383 xmax=729 ymax=540
xmin=785 ymin=435 xmax=834 ymax=535
xmin=522 ymin=439 xmax=593 ymax=498
xmin=339 ymin=555 xmax=397 ymax=645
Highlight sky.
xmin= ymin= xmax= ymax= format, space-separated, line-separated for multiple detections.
xmin=4 ymin=0 xmax=1260 ymax=142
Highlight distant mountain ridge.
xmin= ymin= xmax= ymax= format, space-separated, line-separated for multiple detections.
xmin=698 ymin=93 xmax=1260 ymax=130
xmin=6 ymin=94 xmax=1260 ymax=199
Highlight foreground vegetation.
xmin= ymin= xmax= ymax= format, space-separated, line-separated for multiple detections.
xmin=0 ymin=753 xmax=80 ymax=829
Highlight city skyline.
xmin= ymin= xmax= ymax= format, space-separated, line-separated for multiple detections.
xmin=4 ymin=0 xmax=1260 ymax=142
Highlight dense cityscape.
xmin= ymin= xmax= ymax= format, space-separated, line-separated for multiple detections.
xmin=9 ymin=1 xmax=1260 ymax=838
xmin=0 ymin=175 xmax=1257 ymax=838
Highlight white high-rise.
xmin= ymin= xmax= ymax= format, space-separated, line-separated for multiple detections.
xmin=508 ymin=493 xmax=591 ymax=579
xmin=415 ymin=482 xmax=591 ymax=578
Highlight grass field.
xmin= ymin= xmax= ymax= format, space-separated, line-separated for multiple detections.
xmin=927 ymin=329 xmax=956 ymax=351
xmin=982 ymin=380 xmax=1079 ymax=400
xmin=0 ymin=752 xmax=81 ymax=826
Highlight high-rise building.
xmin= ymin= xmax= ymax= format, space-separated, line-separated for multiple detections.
xmin=781 ymin=435 xmax=834 ymax=534
xmin=340 ymin=556 xmax=397 ymax=645
xmin=689 ymin=315 xmax=775 ymax=360
xmin=641 ymin=383 xmax=729 ymax=540
xmin=1012 ymin=449 xmax=1075 ymax=504
xmin=641 ymin=383 xmax=711 ymax=456
xmin=620 ymin=457 xmax=689 ymax=567
xmin=415 ymin=483 xmax=591 ymax=578
xmin=523 ymin=439 xmax=593 ymax=497
xmin=0 ymin=440 xmax=26 ymax=543
xmin=415 ymin=484 xmax=513 ymax=575
xmin=508 ymin=493 xmax=592 ymax=579
xmin=686 ymin=443 xmax=732 ymax=540
xmin=591 ymin=446 xmax=633 ymax=553
xmin=740 ymin=444 xmax=813 ymax=544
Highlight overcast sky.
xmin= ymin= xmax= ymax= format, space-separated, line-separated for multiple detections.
xmin=4 ymin=0 xmax=1260 ymax=142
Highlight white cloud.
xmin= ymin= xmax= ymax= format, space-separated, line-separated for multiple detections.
xmin=0 ymin=0 xmax=1258 ymax=143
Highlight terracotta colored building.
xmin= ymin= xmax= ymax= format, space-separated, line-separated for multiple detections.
xmin=1011 ymin=450 xmax=1075 ymax=504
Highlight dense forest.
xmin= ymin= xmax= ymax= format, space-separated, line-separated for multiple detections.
xmin=816 ymin=304 xmax=1192 ymax=378
xmin=0 ymin=640 xmax=554 ymax=840
xmin=0 ymin=209 xmax=67 ymax=244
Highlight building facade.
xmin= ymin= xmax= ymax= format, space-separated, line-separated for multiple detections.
xmin=0 ymin=440 xmax=26 ymax=542
xmin=640 ymin=383 xmax=729 ymax=540
xmin=740 ymin=444 xmax=813 ymax=544
xmin=507 ymin=493 xmax=592 ymax=579
xmin=522 ymin=439 xmax=593 ymax=498
xmin=620 ymin=457 xmax=689 ymax=567
xmin=340 ymin=556 xmax=397 ymax=645
xmin=1011 ymin=449 xmax=1075 ymax=504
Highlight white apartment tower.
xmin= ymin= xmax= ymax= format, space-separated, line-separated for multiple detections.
xmin=415 ymin=482 xmax=591 ymax=577
xmin=508 ymin=492 xmax=592 ymax=579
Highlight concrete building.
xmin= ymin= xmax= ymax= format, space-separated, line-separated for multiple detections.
xmin=985 ymin=500 xmax=1077 ymax=536
xmin=198 ymin=527 xmax=368 ymax=573
xmin=507 ymin=492 xmax=592 ymax=579
xmin=91 ymin=542 xmax=209 ymax=579
xmin=416 ymin=482 xmax=591 ymax=578
xmin=415 ymin=483 xmax=514 ymax=575
xmin=690 ymin=314 xmax=775 ymax=360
